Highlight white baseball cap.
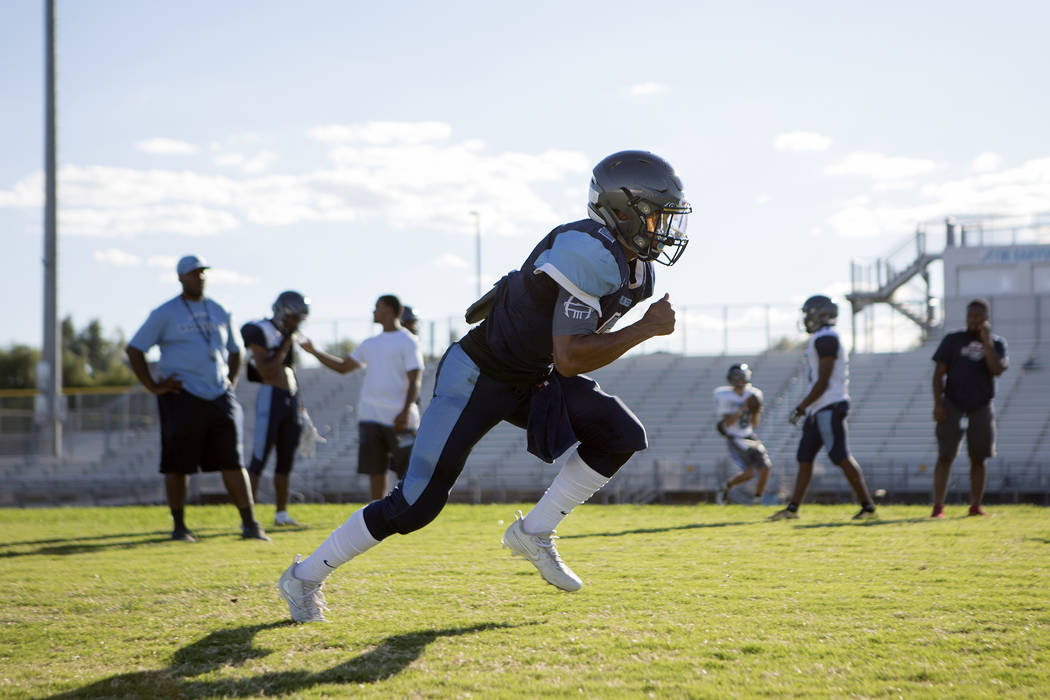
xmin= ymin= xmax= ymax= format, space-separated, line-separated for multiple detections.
xmin=176 ymin=254 xmax=209 ymax=276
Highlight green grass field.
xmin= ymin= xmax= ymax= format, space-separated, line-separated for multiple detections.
xmin=2 ymin=503 xmax=1048 ymax=699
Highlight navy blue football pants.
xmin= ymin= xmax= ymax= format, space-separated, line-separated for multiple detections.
xmin=247 ymin=385 xmax=302 ymax=476
xmin=362 ymin=343 xmax=647 ymax=541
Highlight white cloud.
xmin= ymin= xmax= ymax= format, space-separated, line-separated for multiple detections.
xmin=825 ymin=151 xmax=936 ymax=180
xmin=824 ymin=156 xmax=1050 ymax=239
xmin=433 ymin=253 xmax=467 ymax=269
xmin=628 ymin=82 xmax=669 ymax=97
xmin=772 ymin=131 xmax=832 ymax=152
xmin=213 ymin=150 xmax=277 ymax=174
xmin=756 ymin=194 xmax=771 ymax=205
xmin=135 ymin=138 xmax=199 ymax=155
xmin=971 ymin=152 xmax=1002 ymax=173
xmin=93 ymin=248 xmax=141 ymax=266
xmin=0 ymin=122 xmax=592 ymax=241
xmin=205 ymin=268 xmax=259 ymax=286
xmin=826 ymin=205 xmax=884 ymax=238
xmin=62 ymin=204 xmax=240 ymax=237
xmin=147 ymin=255 xmax=177 ymax=269
xmin=308 ymin=121 xmax=452 ymax=145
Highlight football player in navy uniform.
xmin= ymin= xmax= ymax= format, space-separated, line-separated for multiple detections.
xmin=771 ymin=295 xmax=877 ymax=521
xmin=242 ymin=291 xmax=310 ymax=527
xmin=930 ymin=298 xmax=1008 ymax=518
xmin=714 ymin=363 xmax=772 ymax=504
xmin=279 ymin=150 xmax=691 ymax=622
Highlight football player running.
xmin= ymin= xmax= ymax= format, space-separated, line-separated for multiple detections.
xmin=714 ymin=363 xmax=772 ymax=504
xmin=770 ymin=295 xmax=877 ymax=521
xmin=278 ymin=150 xmax=691 ymax=622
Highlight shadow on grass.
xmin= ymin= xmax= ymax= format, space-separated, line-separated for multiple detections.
xmin=792 ymin=517 xmax=929 ymax=529
xmin=47 ymin=620 xmax=520 ymax=699
xmin=0 ymin=529 xmax=263 ymax=558
xmin=563 ymin=520 xmax=760 ymax=539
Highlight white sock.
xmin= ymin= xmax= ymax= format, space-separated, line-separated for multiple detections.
xmin=522 ymin=450 xmax=610 ymax=535
xmin=295 ymin=508 xmax=379 ymax=583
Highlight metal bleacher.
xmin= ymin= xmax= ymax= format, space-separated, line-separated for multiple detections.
xmin=3 ymin=338 xmax=1048 ymax=507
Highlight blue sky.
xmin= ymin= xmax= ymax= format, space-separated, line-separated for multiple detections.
xmin=4 ymin=0 xmax=1049 ymax=358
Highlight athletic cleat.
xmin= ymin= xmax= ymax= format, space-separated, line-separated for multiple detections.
xmin=241 ymin=522 xmax=272 ymax=541
xmin=852 ymin=508 xmax=878 ymax=520
xmin=931 ymin=504 xmax=945 ymax=519
xmin=968 ymin=505 xmax=990 ymax=517
xmin=720 ymin=483 xmax=731 ymax=505
xmin=274 ymin=510 xmax=301 ymax=526
xmin=769 ymin=508 xmax=798 ymax=520
xmin=171 ymin=528 xmax=197 ymax=542
xmin=502 ymin=511 xmax=582 ymax=592
xmin=278 ymin=555 xmax=328 ymax=623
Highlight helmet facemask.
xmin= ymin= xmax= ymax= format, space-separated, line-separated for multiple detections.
xmin=800 ymin=296 xmax=838 ymax=333
xmin=727 ymin=363 xmax=752 ymax=387
xmin=616 ymin=190 xmax=691 ymax=265
xmin=272 ymin=291 xmax=310 ymax=334
xmin=586 ymin=150 xmax=692 ymax=266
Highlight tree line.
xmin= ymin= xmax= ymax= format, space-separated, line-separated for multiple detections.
xmin=0 ymin=318 xmax=362 ymax=390
xmin=0 ymin=317 xmax=135 ymax=389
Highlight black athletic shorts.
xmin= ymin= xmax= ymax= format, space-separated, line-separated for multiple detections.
xmin=936 ymin=398 xmax=996 ymax=460
xmin=357 ymin=420 xmax=414 ymax=478
xmin=158 ymin=389 xmax=243 ymax=474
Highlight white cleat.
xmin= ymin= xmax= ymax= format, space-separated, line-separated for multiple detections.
xmin=274 ymin=510 xmax=301 ymax=526
xmin=278 ymin=555 xmax=328 ymax=623
xmin=502 ymin=511 xmax=582 ymax=592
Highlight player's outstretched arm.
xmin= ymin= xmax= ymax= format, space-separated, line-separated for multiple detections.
xmin=299 ymin=337 xmax=361 ymax=374
xmin=553 ymin=293 xmax=675 ymax=377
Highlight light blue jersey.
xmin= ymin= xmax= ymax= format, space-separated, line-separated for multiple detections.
xmin=129 ymin=295 xmax=242 ymax=400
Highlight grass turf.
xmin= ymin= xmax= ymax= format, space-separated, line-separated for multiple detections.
xmin=1 ymin=503 xmax=1048 ymax=698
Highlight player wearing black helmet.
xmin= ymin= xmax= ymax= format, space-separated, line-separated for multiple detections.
xmin=714 ymin=363 xmax=772 ymax=504
xmin=771 ymin=295 xmax=877 ymax=521
xmin=278 ymin=151 xmax=692 ymax=623
xmin=587 ymin=150 xmax=691 ymax=266
xmin=242 ymin=290 xmax=311 ymax=526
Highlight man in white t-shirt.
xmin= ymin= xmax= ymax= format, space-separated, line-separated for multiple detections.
xmin=301 ymin=295 xmax=423 ymax=499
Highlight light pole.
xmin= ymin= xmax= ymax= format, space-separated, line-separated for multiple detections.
xmin=469 ymin=211 xmax=481 ymax=299
xmin=42 ymin=0 xmax=61 ymax=457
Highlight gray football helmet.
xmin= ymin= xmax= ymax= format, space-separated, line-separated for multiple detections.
xmin=801 ymin=295 xmax=838 ymax=333
xmin=727 ymin=363 xmax=752 ymax=386
xmin=587 ymin=150 xmax=691 ymax=266
xmin=272 ymin=290 xmax=310 ymax=331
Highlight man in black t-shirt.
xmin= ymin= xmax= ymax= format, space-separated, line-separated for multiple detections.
xmin=931 ymin=298 xmax=1008 ymax=518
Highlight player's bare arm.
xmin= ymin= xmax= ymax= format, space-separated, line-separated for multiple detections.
xmin=125 ymin=346 xmax=182 ymax=395
xmin=227 ymin=351 xmax=241 ymax=388
xmin=393 ymin=368 xmax=422 ymax=431
xmin=299 ymin=337 xmax=361 ymax=374
xmin=978 ymin=322 xmax=1007 ymax=376
xmin=748 ymin=396 xmax=763 ymax=428
xmin=553 ymin=293 xmax=675 ymax=377
xmin=932 ymin=361 xmax=948 ymax=422
xmin=247 ymin=337 xmax=293 ymax=388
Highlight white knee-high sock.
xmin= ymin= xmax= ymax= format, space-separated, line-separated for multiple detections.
xmin=295 ymin=508 xmax=379 ymax=583
xmin=522 ymin=450 xmax=610 ymax=535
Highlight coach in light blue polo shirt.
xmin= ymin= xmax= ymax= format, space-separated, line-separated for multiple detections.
xmin=126 ymin=254 xmax=269 ymax=543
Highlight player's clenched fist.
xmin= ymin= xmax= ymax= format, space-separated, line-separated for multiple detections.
xmin=642 ymin=293 xmax=676 ymax=336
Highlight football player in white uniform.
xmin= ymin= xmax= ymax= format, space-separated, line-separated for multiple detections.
xmin=713 ymin=363 xmax=771 ymax=503
xmin=771 ymin=295 xmax=877 ymax=520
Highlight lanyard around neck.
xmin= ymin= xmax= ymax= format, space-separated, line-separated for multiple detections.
xmin=181 ymin=297 xmax=214 ymax=348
